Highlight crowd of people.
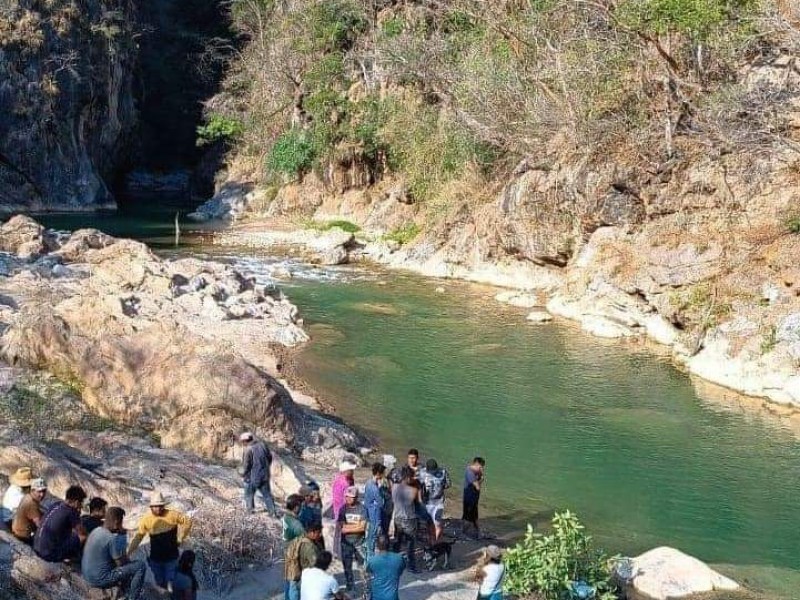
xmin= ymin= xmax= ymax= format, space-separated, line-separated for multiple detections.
xmin=0 ymin=435 xmax=503 ymax=600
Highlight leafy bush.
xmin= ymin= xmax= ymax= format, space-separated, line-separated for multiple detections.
xmin=787 ymin=216 xmax=800 ymax=234
xmin=616 ymin=0 xmax=757 ymax=38
xmin=197 ymin=114 xmax=244 ymax=146
xmin=383 ymin=223 xmax=420 ymax=245
xmin=306 ymin=0 xmax=367 ymax=53
xmin=504 ymin=510 xmax=617 ymax=600
xmin=266 ymin=129 xmax=316 ymax=176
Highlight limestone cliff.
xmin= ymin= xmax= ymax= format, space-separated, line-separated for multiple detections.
xmin=0 ymin=0 xmax=137 ymax=210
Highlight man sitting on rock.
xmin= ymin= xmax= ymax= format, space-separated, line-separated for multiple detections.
xmin=2 ymin=467 xmax=34 ymax=528
xmin=11 ymin=477 xmax=47 ymax=544
xmin=81 ymin=496 xmax=108 ymax=535
xmin=240 ymin=432 xmax=279 ymax=517
xmin=82 ymin=506 xmax=147 ymax=600
xmin=127 ymin=491 xmax=193 ymax=589
xmin=34 ymin=484 xmax=88 ymax=563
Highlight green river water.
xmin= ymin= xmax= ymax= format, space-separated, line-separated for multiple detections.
xmin=36 ymin=212 xmax=800 ymax=597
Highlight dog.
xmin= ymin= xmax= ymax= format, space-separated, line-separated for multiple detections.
xmin=421 ymin=540 xmax=455 ymax=571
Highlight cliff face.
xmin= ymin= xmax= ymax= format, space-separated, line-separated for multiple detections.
xmin=0 ymin=0 xmax=137 ymax=211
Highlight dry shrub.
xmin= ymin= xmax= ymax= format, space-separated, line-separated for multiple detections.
xmin=191 ymin=506 xmax=281 ymax=596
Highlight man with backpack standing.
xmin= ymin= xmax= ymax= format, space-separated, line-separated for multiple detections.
xmin=420 ymin=458 xmax=451 ymax=543
xmin=240 ymin=432 xmax=279 ymax=517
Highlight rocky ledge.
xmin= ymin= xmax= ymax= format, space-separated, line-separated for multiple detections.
xmin=0 ymin=215 xmax=362 ymax=461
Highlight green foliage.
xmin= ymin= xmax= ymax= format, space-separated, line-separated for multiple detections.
xmin=381 ymin=102 xmax=498 ymax=202
xmin=504 ymin=511 xmax=617 ymax=600
xmin=383 ymin=223 xmax=420 ymax=245
xmin=761 ymin=325 xmax=778 ymax=354
xmin=197 ymin=114 xmax=244 ymax=147
xmin=266 ymin=129 xmax=316 ymax=176
xmin=787 ymin=216 xmax=800 ymax=234
xmin=302 ymin=219 xmax=361 ymax=233
xmin=306 ymin=0 xmax=367 ymax=53
xmin=381 ymin=16 xmax=404 ymax=38
xmin=616 ymin=0 xmax=757 ymax=38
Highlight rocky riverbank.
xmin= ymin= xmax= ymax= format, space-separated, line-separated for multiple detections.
xmin=205 ymin=212 xmax=800 ymax=411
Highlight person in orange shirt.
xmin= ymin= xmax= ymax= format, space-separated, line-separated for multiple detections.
xmin=127 ymin=491 xmax=193 ymax=589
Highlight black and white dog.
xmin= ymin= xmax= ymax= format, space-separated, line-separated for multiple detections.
xmin=421 ymin=540 xmax=455 ymax=571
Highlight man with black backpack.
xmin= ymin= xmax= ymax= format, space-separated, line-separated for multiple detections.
xmin=419 ymin=458 xmax=451 ymax=543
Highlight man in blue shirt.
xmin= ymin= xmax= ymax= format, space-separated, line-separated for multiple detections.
xmin=363 ymin=462 xmax=387 ymax=557
xmin=34 ymin=485 xmax=87 ymax=562
xmin=366 ymin=535 xmax=406 ymax=600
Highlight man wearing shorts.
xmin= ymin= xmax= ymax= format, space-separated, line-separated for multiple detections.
xmin=419 ymin=458 xmax=451 ymax=543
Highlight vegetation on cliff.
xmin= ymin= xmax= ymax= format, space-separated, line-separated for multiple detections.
xmin=207 ymin=0 xmax=798 ymax=205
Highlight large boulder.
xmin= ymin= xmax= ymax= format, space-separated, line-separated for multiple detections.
xmin=0 ymin=216 xmax=57 ymax=259
xmin=618 ymin=547 xmax=739 ymax=600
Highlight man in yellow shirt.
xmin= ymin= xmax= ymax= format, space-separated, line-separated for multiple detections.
xmin=127 ymin=491 xmax=192 ymax=589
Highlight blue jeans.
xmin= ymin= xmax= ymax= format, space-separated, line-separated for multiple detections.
xmin=87 ymin=560 xmax=147 ymax=600
xmin=148 ymin=558 xmax=177 ymax=588
xmin=284 ymin=579 xmax=300 ymax=600
xmin=365 ymin=521 xmax=379 ymax=559
xmin=244 ymin=479 xmax=278 ymax=515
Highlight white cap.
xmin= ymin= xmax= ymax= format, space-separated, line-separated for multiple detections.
xmin=339 ymin=461 xmax=358 ymax=472
xmin=239 ymin=432 xmax=254 ymax=442
xmin=31 ymin=478 xmax=47 ymax=491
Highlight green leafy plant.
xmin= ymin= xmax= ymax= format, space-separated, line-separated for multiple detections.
xmin=266 ymin=129 xmax=316 ymax=176
xmin=786 ymin=216 xmax=800 ymax=234
xmin=616 ymin=0 xmax=757 ymax=39
xmin=302 ymin=219 xmax=361 ymax=233
xmin=383 ymin=223 xmax=420 ymax=245
xmin=504 ymin=510 xmax=618 ymax=600
xmin=197 ymin=114 xmax=244 ymax=146
xmin=760 ymin=325 xmax=778 ymax=355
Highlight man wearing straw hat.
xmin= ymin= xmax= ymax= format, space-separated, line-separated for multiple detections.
xmin=127 ymin=491 xmax=193 ymax=589
xmin=2 ymin=467 xmax=34 ymax=527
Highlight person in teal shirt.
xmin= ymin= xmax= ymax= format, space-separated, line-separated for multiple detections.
xmin=366 ymin=536 xmax=406 ymax=600
xmin=282 ymin=495 xmax=305 ymax=543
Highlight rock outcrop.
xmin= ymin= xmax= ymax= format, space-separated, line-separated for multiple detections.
xmin=0 ymin=216 xmax=362 ymax=461
xmin=617 ymin=547 xmax=740 ymax=600
xmin=0 ymin=0 xmax=137 ymax=210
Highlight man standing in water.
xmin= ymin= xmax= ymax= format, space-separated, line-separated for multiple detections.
xmin=462 ymin=457 xmax=485 ymax=539
xmin=240 ymin=432 xmax=278 ymax=517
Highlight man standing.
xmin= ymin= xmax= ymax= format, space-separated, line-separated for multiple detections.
xmin=34 ymin=484 xmax=87 ymax=563
xmin=240 ymin=432 xmax=279 ymax=517
xmin=338 ymin=486 xmax=367 ymax=591
xmin=363 ymin=462 xmax=386 ymax=556
xmin=284 ymin=522 xmax=323 ymax=600
xmin=283 ymin=494 xmax=306 ymax=543
xmin=11 ymin=478 xmax=47 ymax=544
xmin=82 ymin=507 xmax=147 ymax=600
xmin=391 ymin=466 xmax=419 ymax=573
xmin=420 ymin=458 xmax=451 ymax=543
xmin=462 ymin=457 xmax=485 ymax=539
xmin=366 ymin=536 xmax=406 ymax=600
xmin=127 ymin=491 xmax=193 ymax=589
xmin=389 ymin=449 xmax=420 ymax=485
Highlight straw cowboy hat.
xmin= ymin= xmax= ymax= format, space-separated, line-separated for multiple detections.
xmin=9 ymin=467 xmax=34 ymax=487
xmin=149 ymin=491 xmax=167 ymax=507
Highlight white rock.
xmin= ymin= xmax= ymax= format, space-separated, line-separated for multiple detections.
xmin=642 ymin=314 xmax=679 ymax=346
xmin=435 ymin=287 xmax=445 ymax=294
xmin=495 ymin=290 xmax=539 ymax=308
xmin=624 ymin=546 xmax=739 ymax=600
xmin=526 ymin=310 xmax=553 ymax=323
xmin=581 ymin=315 xmax=636 ymax=338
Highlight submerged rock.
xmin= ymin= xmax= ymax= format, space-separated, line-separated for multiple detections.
xmin=526 ymin=310 xmax=553 ymax=323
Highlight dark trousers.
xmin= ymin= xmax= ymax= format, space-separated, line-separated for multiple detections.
xmin=393 ymin=517 xmax=418 ymax=570
xmin=87 ymin=560 xmax=147 ymax=600
xmin=340 ymin=536 xmax=364 ymax=588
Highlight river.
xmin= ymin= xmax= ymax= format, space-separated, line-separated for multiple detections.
xmin=37 ymin=211 xmax=800 ymax=597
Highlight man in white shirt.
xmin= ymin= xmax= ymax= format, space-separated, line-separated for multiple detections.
xmin=300 ymin=551 xmax=345 ymax=600
xmin=2 ymin=467 xmax=34 ymax=527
